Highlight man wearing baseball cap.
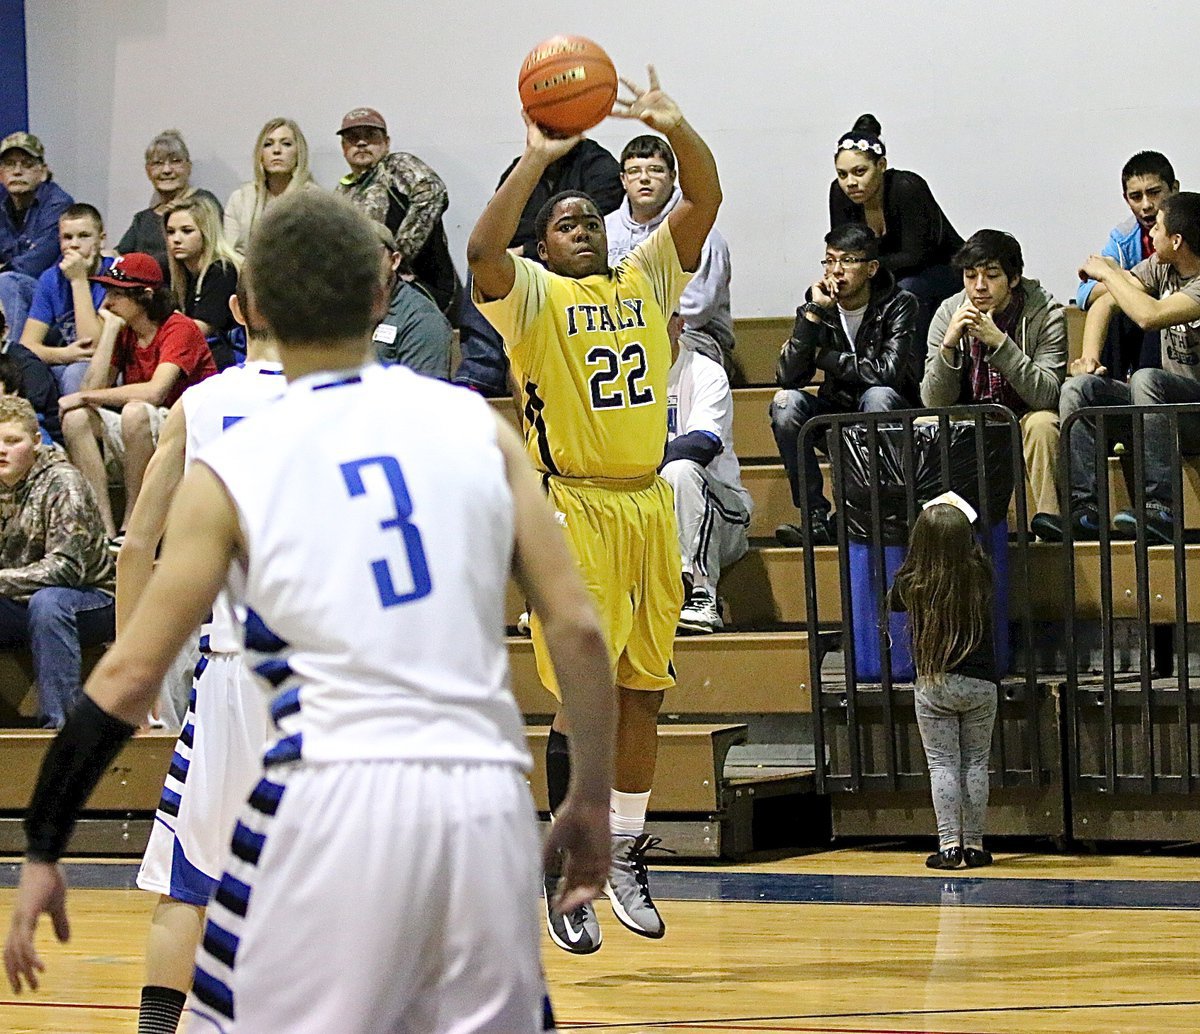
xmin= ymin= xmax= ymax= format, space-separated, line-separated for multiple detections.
xmin=0 ymin=132 xmax=74 ymax=345
xmin=334 ymin=107 xmax=460 ymax=317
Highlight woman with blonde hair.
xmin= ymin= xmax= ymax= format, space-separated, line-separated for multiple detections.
xmin=224 ymin=117 xmax=316 ymax=256
xmin=117 ymin=130 xmax=222 ymax=276
xmin=163 ymin=195 xmax=241 ymax=368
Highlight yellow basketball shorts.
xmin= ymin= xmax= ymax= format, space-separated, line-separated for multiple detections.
xmin=531 ymin=475 xmax=683 ymax=697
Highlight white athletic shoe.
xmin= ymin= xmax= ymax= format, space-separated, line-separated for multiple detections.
xmin=677 ymin=589 xmax=721 ymax=635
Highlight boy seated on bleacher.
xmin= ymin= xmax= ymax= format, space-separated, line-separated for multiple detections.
xmin=1076 ymin=151 xmax=1177 ymax=381
xmin=1058 ymin=192 xmax=1200 ymax=544
xmin=771 ymin=224 xmax=919 ymax=547
xmin=18 ymin=202 xmax=113 ymax=396
xmin=920 ymin=230 xmax=1066 ymax=540
xmin=0 ymin=396 xmax=113 ymax=728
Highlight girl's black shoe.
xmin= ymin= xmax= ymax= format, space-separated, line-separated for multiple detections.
xmin=963 ymin=847 xmax=993 ymax=868
xmin=925 ymin=847 xmax=962 ymax=870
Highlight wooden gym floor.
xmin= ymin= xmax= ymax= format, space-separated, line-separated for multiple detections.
xmin=1 ymin=848 xmax=1197 ymax=1033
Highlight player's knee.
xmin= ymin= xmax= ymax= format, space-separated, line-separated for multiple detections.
xmin=660 ymin=458 xmax=703 ymax=491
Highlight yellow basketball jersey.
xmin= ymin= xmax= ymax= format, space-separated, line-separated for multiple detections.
xmin=476 ymin=222 xmax=690 ymax=481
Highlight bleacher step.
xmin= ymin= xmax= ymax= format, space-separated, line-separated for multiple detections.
xmin=507 ymin=631 xmax=811 ymax=716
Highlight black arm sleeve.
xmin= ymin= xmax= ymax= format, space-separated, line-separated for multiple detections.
xmin=662 ymin=429 xmax=722 ymax=468
xmin=24 ymin=695 xmax=136 ymax=863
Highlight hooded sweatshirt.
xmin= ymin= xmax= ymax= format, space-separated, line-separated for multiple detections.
xmin=0 ymin=446 xmax=114 ymax=602
xmin=921 ymin=277 xmax=1066 ymax=414
xmin=606 ymin=188 xmax=734 ymax=353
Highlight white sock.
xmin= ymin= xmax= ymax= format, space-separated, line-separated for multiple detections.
xmin=610 ymin=789 xmax=651 ymax=836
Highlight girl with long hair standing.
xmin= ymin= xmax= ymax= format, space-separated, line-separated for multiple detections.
xmin=889 ymin=502 xmax=998 ymax=870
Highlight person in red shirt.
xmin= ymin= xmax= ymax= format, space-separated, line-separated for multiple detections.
xmin=60 ymin=252 xmax=216 ymax=542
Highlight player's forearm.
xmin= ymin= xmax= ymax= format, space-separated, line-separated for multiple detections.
xmin=542 ymin=613 xmax=616 ymax=803
xmin=467 ymin=153 xmax=548 ymax=269
xmin=667 ymin=118 xmax=722 ymax=221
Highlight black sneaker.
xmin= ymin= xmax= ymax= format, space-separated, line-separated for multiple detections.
xmin=1030 ymin=512 xmax=1063 ymax=542
xmin=1070 ymin=506 xmax=1103 ymax=542
xmin=1113 ymin=505 xmax=1175 ymax=546
xmin=774 ymin=523 xmax=804 ymax=548
xmin=963 ymin=847 xmax=993 ymax=868
xmin=543 ymin=870 xmax=602 ymax=954
xmin=808 ymin=511 xmax=834 ymax=546
xmin=925 ymin=846 xmax=963 ymax=870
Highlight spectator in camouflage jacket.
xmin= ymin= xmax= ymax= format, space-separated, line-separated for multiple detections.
xmin=0 ymin=396 xmax=113 ymax=726
xmin=334 ymin=106 xmax=461 ymax=316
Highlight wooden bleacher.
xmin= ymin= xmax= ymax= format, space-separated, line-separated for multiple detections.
xmin=0 ymin=303 xmax=1175 ymax=857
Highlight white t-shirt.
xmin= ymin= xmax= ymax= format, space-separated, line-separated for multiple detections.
xmin=838 ymin=301 xmax=869 ymax=347
xmin=666 ymin=347 xmax=751 ymax=509
xmin=198 ymin=363 xmax=529 ymax=771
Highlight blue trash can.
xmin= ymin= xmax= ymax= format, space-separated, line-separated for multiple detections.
xmin=836 ymin=420 xmax=1015 ymax=683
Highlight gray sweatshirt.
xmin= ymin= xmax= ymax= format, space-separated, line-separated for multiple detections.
xmin=921 ymin=277 xmax=1066 ymax=413
xmin=605 ymin=188 xmax=734 ymax=352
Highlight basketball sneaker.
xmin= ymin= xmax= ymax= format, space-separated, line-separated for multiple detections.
xmin=605 ymin=833 xmax=666 ymax=938
xmin=543 ymin=870 xmax=602 ymax=954
xmin=677 ymin=588 xmax=721 ymax=635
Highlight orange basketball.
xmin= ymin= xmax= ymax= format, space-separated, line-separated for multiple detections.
xmin=518 ymin=35 xmax=618 ymax=136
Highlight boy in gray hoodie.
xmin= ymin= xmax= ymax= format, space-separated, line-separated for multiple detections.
xmin=921 ymin=230 xmax=1067 ymax=537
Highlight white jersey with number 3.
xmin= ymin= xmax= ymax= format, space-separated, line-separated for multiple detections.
xmin=182 ymin=360 xmax=289 ymax=653
xmin=197 ymin=363 xmax=528 ymax=771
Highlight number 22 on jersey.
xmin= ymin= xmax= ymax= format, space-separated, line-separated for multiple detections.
xmin=339 ymin=456 xmax=433 ymax=607
xmin=586 ymin=342 xmax=655 ymax=411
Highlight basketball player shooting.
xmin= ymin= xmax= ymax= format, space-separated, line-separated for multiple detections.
xmin=5 ymin=191 xmax=616 ymax=1034
xmin=468 ymin=65 xmax=722 ymax=953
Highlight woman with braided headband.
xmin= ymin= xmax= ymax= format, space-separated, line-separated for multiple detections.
xmin=830 ymin=114 xmax=963 ymax=353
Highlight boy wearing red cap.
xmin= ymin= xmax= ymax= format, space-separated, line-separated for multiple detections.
xmin=59 ymin=253 xmax=216 ymax=543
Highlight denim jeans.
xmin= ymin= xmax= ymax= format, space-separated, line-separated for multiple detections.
xmin=898 ymin=264 xmax=961 ymax=375
xmin=0 ymin=271 xmax=38 ymax=345
xmin=453 ymin=273 xmax=510 ymax=398
xmin=769 ymin=385 xmax=908 ymax=514
xmin=1061 ymin=370 xmax=1200 ymax=511
xmin=0 ymin=586 xmax=115 ymax=727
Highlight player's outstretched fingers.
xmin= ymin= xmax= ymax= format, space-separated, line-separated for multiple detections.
xmin=4 ymin=915 xmax=45 ymax=993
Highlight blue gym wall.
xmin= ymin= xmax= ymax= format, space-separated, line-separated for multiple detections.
xmin=0 ymin=0 xmax=28 ymax=135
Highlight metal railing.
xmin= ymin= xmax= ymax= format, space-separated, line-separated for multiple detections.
xmin=798 ymin=405 xmax=1040 ymax=795
xmin=1060 ymin=402 xmax=1200 ymax=797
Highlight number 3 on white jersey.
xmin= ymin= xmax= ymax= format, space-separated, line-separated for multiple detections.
xmin=339 ymin=456 xmax=433 ymax=607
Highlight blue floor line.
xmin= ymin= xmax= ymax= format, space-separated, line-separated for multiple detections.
xmin=3 ymin=863 xmax=1198 ymax=910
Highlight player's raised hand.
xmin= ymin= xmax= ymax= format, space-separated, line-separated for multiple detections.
xmin=612 ymin=65 xmax=683 ymax=134
xmin=522 ymin=111 xmax=583 ymax=166
xmin=4 ymin=861 xmax=70 ymax=993
xmin=543 ymin=797 xmax=610 ymax=913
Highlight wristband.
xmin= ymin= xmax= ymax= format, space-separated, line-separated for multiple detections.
xmin=24 ymin=695 xmax=136 ymax=863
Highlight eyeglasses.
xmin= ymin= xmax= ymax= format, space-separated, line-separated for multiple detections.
xmin=147 ymin=157 xmax=187 ymax=170
xmin=622 ymin=164 xmax=671 ymax=178
xmin=820 ymin=257 xmax=869 ymax=270
xmin=0 ymin=156 xmax=42 ymax=171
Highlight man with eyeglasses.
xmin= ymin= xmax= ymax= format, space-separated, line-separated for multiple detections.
xmin=606 ymin=134 xmax=733 ymax=368
xmin=771 ymin=223 xmax=919 ymax=546
xmin=0 ymin=133 xmax=74 ymax=346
